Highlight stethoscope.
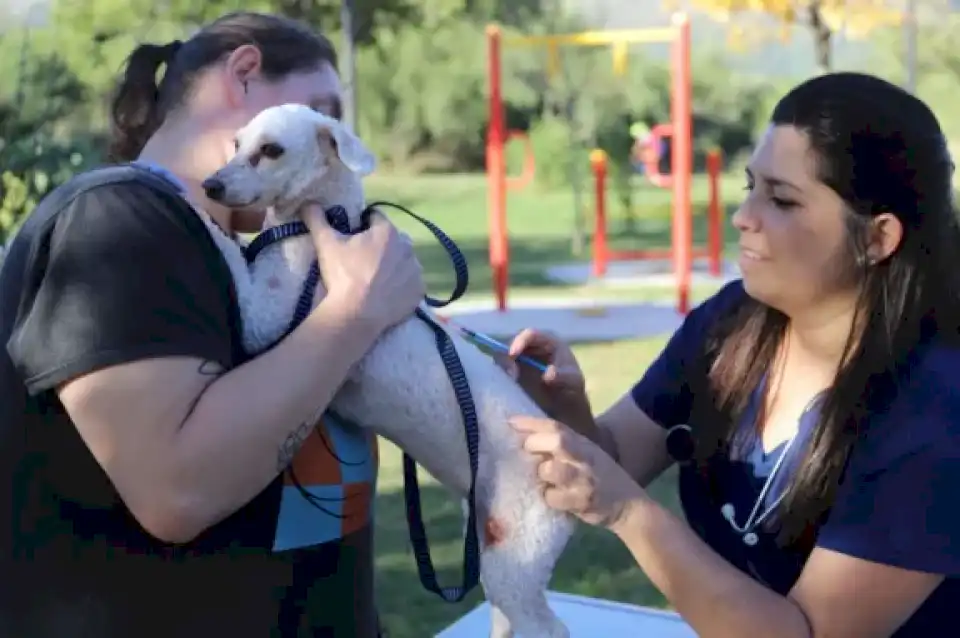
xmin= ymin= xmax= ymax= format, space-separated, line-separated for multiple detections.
xmin=720 ymin=433 xmax=797 ymax=547
xmin=721 ymin=391 xmax=822 ymax=547
xmin=665 ymin=391 xmax=820 ymax=548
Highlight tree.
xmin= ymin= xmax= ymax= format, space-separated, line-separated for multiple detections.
xmin=683 ymin=0 xmax=906 ymax=72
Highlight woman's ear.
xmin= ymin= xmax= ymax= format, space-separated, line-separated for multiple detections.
xmin=222 ymin=45 xmax=263 ymax=107
xmin=867 ymin=212 xmax=904 ymax=264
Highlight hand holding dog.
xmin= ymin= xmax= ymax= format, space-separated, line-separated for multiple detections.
xmin=510 ymin=415 xmax=646 ymax=531
xmin=302 ymin=205 xmax=425 ymax=333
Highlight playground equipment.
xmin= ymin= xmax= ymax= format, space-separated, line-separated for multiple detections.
xmin=590 ymin=148 xmax=725 ymax=315
xmin=486 ymin=14 xmax=693 ymax=313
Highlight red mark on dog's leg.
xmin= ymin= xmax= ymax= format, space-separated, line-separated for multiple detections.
xmin=484 ymin=515 xmax=507 ymax=548
xmin=267 ymin=276 xmax=281 ymax=290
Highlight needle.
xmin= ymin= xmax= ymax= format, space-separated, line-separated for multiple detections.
xmin=439 ymin=318 xmax=549 ymax=373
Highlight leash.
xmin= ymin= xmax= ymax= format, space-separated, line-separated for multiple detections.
xmin=244 ymin=202 xmax=481 ymax=603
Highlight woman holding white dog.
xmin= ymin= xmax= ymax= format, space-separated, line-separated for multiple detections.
xmin=0 ymin=11 xmax=420 ymax=638
xmin=505 ymin=72 xmax=959 ymax=637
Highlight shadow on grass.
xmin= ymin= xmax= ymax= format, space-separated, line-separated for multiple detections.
xmin=374 ymin=467 xmax=681 ymax=638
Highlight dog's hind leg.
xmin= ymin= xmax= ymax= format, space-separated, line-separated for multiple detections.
xmin=488 ymin=604 xmax=512 ymax=638
xmin=480 ymin=543 xmax=570 ymax=638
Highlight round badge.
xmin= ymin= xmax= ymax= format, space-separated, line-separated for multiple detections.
xmin=743 ymin=532 xmax=759 ymax=547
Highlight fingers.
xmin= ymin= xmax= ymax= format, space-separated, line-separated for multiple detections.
xmin=508 ymin=328 xmax=557 ymax=358
xmin=509 ymin=415 xmax=559 ymax=434
xmin=301 ymin=203 xmax=337 ymax=243
xmin=521 ymin=430 xmax=564 ymax=456
xmin=537 ymin=457 xmax=577 ymax=485
xmin=542 ymin=485 xmax=579 ymax=512
xmin=542 ymin=363 xmax=582 ymax=388
xmin=513 ymin=419 xmax=577 ymax=463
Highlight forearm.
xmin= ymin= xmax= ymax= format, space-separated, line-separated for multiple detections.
xmin=612 ymin=497 xmax=811 ymax=638
xmin=174 ymin=297 xmax=376 ymax=528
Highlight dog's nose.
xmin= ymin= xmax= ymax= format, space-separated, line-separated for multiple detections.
xmin=202 ymin=177 xmax=225 ymax=201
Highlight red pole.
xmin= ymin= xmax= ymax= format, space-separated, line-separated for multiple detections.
xmin=706 ymin=148 xmax=723 ymax=277
xmin=486 ymin=25 xmax=508 ymax=312
xmin=671 ymin=14 xmax=692 ymax=315
xmin=590 ymin=150 xmax=608 ymax=277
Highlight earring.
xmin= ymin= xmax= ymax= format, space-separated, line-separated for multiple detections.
xmin=242 ymin=80 xmax=248 ymax=94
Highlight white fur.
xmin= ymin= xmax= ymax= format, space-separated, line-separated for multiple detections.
xmin=203 ymin=104 xmax=574 ymax=638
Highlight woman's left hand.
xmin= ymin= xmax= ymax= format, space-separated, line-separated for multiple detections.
xmin=510 ymin=415 xmax=646 ymax=530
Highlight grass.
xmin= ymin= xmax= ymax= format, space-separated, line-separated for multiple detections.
xmin=365 ymin=172 xmax=738 ymax=637
xmin=365 ymin=172 xmax=743 ymax=301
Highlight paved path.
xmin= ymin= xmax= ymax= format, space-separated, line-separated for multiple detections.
xmin=545 ymin=257 xmax=740 ymax=288
xmin=438 ymin=296 xmax=684 ymax=342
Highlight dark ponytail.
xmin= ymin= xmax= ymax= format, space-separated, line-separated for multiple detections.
xmin=107 ymin=12 xmax=339 ymax=163
xmin=109 ymin=41 xmax=182 ymax=162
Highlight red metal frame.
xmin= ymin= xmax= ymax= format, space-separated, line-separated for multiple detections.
xmin=591 ymin=147 xmax=724 ymax=303
xmin=486 ymin=25 xmax=508 ymax=311
xmin=486 ymin=16 xmax=697 ymax=314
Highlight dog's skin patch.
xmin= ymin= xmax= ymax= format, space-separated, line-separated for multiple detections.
xmin=267 ymin=276 xmax=281 ymax=290
xmin=484 ymin=515 xmax=507 ymax=548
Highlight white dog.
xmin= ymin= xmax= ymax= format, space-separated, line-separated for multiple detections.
xmin=199 ymin=104 xmax=575 ymax=638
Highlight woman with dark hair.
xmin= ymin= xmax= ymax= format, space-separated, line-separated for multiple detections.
xmin=504 ymin=72 xmax=960 ymax=636
xmin=0 ymin=11 xmax=422 ymax=637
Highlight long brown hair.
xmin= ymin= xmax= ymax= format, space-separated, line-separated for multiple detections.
xmin=109 ymin=12 xmax=338 ymax=162
xmin=697 ymin=73 xmax=960 ymax=544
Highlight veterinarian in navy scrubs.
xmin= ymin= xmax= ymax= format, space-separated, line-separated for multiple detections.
xmin=0 ymin=11 xmax=423 ymax=638
xmin=504 ymin=72 xmax=960 ymax=637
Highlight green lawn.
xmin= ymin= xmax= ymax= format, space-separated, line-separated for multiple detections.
xmin=366 ymin=172 xmax=737 ymax=637
xmin=365 ymin=171 xmax=743 ymax=302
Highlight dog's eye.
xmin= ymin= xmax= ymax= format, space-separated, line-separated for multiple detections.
xmin=260 ymin=143 xmax=285 ymax=159
xmin=233 ymin=139 xmax=240 ymax=152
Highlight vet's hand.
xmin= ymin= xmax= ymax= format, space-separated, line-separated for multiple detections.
xmin=498 ymin=329 xmax=590 ymax=424
xmin=302 ymin=204 xmax=424 ymax=333
xmin=510 ymin=416 xmax=645 ymax=530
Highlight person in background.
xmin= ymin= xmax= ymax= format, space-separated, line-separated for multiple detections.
xmin=503 ymin=72 xmax=959 ymax=637
xmin=0 ymin=11 xmax=423 ymax=637
xmin=629 ymin=121 xmax=652 ymax=174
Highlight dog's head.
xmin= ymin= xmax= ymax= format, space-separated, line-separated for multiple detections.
xmin=202 ymin=104 xmax=375 ymax=219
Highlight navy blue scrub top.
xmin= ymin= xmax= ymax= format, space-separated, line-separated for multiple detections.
xmin=632 ymin=280 xmax=959 ymax=636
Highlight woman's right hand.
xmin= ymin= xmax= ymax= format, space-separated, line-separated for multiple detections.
xmin=302 ymin=205 xmax=425 ymax=334
xmin=500 ymin=329 xmax=591 ymax=425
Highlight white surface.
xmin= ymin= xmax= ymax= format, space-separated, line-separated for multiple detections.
xmin=438 ymin=299 xmax=684 ymax=342
xmin=435 ymin=591 xmax=697 ymax=637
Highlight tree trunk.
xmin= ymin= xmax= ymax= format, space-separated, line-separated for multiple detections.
xmin=807 ymin=2 xmax=833 ymax=74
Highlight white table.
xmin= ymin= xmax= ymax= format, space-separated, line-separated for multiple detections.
xmin=436 ymin=591 xmax=697 ymax=637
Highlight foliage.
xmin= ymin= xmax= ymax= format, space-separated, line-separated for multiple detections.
xmin=0 ymin=0 xmax=788 ymax=231
xmin=0 ymin=39 xmax=102 ymax=242
xmin=684 ymin=0 xmax=908 ymax=70
xmin=868 ymin=16 xmax=960 ymax=181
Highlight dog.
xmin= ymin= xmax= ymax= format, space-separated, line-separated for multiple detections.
xmin=200 ymin=104 xmax=575 ymax=638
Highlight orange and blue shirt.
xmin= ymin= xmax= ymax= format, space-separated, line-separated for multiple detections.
xmin=273 ymin=412 xmax=379 ymax=551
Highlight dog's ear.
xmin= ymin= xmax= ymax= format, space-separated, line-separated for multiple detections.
xmin=315 ymin=116 xmax=376 ymax=177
